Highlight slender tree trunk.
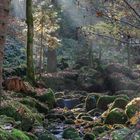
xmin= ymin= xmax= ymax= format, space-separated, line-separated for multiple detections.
xmin=39 ymin=8 xmax=44 ymax=76
xmin=26 ymin=0 xmax=35 ymax=84
xmin=47 ymin=49 xmax=57 ymax=73
xmin=0 ymin=0 xmax=10 ymax=105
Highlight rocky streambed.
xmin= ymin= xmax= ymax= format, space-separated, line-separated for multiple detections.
xmin=1 ymin=88 xmax=140 ymax=140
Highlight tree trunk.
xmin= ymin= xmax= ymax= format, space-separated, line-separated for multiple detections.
xmin=47 ymin=49 xmax=57 ymax=73
xmin=0 ymin=0 xmax=10 ymax=105
xmin=26 ymin=0 xmax=35 ymax=84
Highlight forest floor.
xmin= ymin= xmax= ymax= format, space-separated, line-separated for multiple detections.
xmin=1 ymin=63 xmax=140 ymax=140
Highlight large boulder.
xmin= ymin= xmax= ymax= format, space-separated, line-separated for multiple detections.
xmin=78 ymin=67 xmax=105 ymax=92
xmin=125 ymin=97 xmax=140 ymax=118
xmin=0 ymin=100 xmax=42 ymax=131
xmin=85 ymin=93 xmax=100 ymax=111
xmin=36 ymin=88 xmax=56 ymax=109
xmin=104 ymin=108 xmax=128 ymax=125
xmin=104 ymin=64 xmax=140 ymax=92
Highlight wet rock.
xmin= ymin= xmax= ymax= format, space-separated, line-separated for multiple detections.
xmin=83 ymin=133 xmax=96 ymax=140
xmin=88 ymin=108 xmax=102 ymax=117
xmin=125 ymin=97 xmax=140 ymax=118
xmin=63 ymin=98 xmax=80 ymax=109
xmin=104 ymin=108 xmax=128 ymax=125
xmin=62 ymin=127 xmax=81 ymax=140
xmin=37 ymin=131 xmax=57 ymax=140
xmin=55 ymin=92 xmax=64 ymax=98
xmin=64 ymin=119 xmax=75 ymax=124
xmin=56 ymin=98 xmax=65 ymax=108
xmin=85 ymin=93 xmax=100 ymax=111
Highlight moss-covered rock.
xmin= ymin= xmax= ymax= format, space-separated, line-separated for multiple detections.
xmin=83 ymin=133 xmax=96 ymax=140
xmin=0 ymin=100 xmax=42 ymax=131
xmin=20 ymin=97 xmax=48 ymax=114
xmin=0 ymin=115 xmax=15 ymax=126
xmin=110 ymin=98 xmax=128 ymax=110
xmin=36 ymin=88 xmax=55 ymax=109
xmin=85 ymin=93 xmax=100 ymax=111
xmin=0 ymin=128 xmax=30 ymax=140
xmin=88 ymin=108 xmax=102 ymax=117
xmin=64 ymin=119 xmax=75 ymax=124
xmin=81 ymin=116 xmax=93 ymax=121
xmin=104 ymin=108 xmax=128 ymax=124
xmin=111 ymin=128 xmax=130 ymax=140
xmin=62 ymin=127 xmax=81 ymax=140
xmin=125 ymin=97 xmax=140 ymax=118
xmin=97 ymin=95 xmax=116 ymax=111
xmin=92 ymin=125 xmax=109 ymax=136
xmin=97 ymin=95 xmax=129 ymax=111
xmin=77 ymin=113 xmax=89 ymax=119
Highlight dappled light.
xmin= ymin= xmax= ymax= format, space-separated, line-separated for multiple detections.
xmin=0 ymin=0 xmax=140 ymax=140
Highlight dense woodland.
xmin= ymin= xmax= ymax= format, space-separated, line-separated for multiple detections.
xmin=0 ymin=0 xmax=140 ymax=139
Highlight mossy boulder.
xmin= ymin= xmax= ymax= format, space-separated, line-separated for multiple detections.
xmin=92 ymin=125 xmax=109 ymax=136
xmin=83 ymin=133 xmax=96 ymax=140
xmin=111 ymin=128 xmax=130 ymax=140
xmin=0 ymin=100 xmax=42 ymax=131
xmin=97 ymin=95 xmax=116 ymax=111
xmin=110 ymin=98 xmax=129 ymax=110
xmin=104 ymin=108 xmax=128 ymax=124
xmin=97 ymin=95 xmax=129 ymax=111
xmin=85 ymin=93 xmax=100 ymax=111
xmin=0 ymin=115 xmax=15 ymax=126
xmin=20 ymin=97 xmax=48 ymax=114
xmin=62 ymin=127 xmax=81 ymax=140
xmin=0 ymin=128 xmax=30 ymax=140
xmin=125 ymin=97 xmax=140 ymax=118
xmin=36 ymin=88 xmax=55 ymax=109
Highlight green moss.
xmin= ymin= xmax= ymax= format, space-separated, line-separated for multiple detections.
xmin=125 ymin=98 xmax=140 ymax=118
xmin=83 ymin=133 xmax=96 ymax=140
xmin=0 ymin=100 xmax=42 ymax=131
xmin=20 ymin=97 xmax=48 ymax=114
xmin=11 ymin=129 xmax=30 ymax=140
xmin=97 ymin=96 xmax=116 ymax=111
xmin=0 ymin=115 xmax=15 ymax=126
xmin=92 ymin=125 xmax=109 ymax=136
xmin=0 ymin=128 xmax=30 ymax=140
xmin=62 ymin=127 xmax=81 ymax=140
xmin=110 ymin=98 xmax=128 ymax=110
xmin=104 ymin=108 xmax=128 ymax=124
xmin=85 ymin=93 xmax=100 ymax=111
xmin=112 ymin=128 xmax=130 ymax=140
xmin=81 ymin=116 xmax=93 ymax=121
xmin=37 ymin=88 xmax=55 ymax=109
xmin=38 ymin=131 xmax=57 ymax=140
